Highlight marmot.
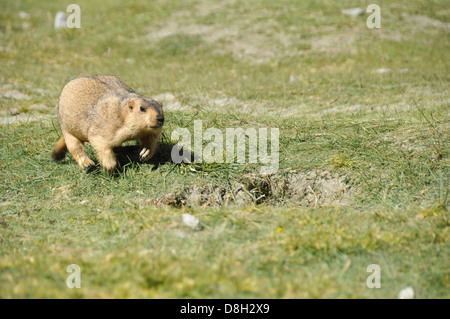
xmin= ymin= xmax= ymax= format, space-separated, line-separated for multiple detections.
xmin=51 ymin=75 xmax=164 ymax=172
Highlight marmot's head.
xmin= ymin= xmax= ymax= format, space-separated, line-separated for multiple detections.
xmin=125 ymin=96 xmax=164 ymax=132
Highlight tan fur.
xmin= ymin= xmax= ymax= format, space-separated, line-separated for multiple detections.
xmin=52 ymin=75 xmax=164 ymax=172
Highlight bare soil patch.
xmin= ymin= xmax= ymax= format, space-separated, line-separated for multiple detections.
xmin=151 ymin=170 xmax=357 ymax=208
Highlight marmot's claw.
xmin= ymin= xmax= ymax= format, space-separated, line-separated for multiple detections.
xmin=139 ymin=148 xmax=151 ymax=162
xmin=80 ymin=158 xmax=95 ymax=169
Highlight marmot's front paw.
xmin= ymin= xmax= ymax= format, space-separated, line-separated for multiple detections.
xmin=80 ymin=158 xmax=95 ymax=169
xmin=139 ymin=147 xmax=151 ymax=162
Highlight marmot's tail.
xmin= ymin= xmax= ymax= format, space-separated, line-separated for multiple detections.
xmin=51 ymin=136 xmax=67 ymax=161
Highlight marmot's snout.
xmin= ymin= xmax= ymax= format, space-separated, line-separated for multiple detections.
xmin=156 ymin=116 xmax=164 ymax=127
xmin=147 ymin=100 xmax=164 ymax=128
xmin=149 ymin=100 xmax=164 ymax=127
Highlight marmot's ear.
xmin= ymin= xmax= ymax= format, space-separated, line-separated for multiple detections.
xmin=127 ymin=98 xmax=136 ymax=111
xmin=155 ymin=100 xmax=163 ymax=108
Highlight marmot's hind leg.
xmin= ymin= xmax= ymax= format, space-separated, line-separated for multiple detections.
xmin=64 ymin=133 xmax=95 ymax=169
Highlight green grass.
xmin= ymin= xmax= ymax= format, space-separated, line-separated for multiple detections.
xmin=1 ymin=0 xmax=449 ymax=298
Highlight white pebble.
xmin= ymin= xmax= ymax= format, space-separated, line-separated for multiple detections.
xmin=19 ymin=11 xmax=30 ymax=19
xmin=398 ymin=286 xmax=414 ymax=299
xmin=54 ymin=12 xmax=67 ymax=29
xmin=375 ymin=68 xmax=393 ymax=74
xmin=341 ymin=8 xmax=364 ymax=16
xmin=182 ymin=213 xmax=202 ymax=231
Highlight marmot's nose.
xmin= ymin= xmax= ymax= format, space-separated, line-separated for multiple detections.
xmin=156 ymin=116 xmax=164 ymax=126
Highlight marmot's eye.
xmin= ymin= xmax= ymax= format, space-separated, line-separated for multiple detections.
xmin=140 ymin=106 xmax=146 ymax=112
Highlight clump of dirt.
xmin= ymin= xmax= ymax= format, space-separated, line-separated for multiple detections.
xmin=151 ymin=170 xmax=357 ymax=208
xmin=150 ymin=192 xmax=188 ymax=208
xmin=284 ymin=170 xmax=355 ymax=206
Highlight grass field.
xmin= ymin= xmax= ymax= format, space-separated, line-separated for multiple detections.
xmin=0 ymin=0 xmax=449 ymax=298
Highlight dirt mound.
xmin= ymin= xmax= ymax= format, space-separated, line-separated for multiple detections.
xmin=152 ymin=170 xmax=357 ymax=208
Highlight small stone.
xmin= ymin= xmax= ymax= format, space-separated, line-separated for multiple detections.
xmin=375 ymin=68 xmax=393 ymax=74
xmin=398 ymin=286 xmax=414 ymax=299
xmin=1 ymin=90 xmax=30 ymax=100
xmin=54 ymin=12 xmax=67 ymax=29
xmin=182 ymin=213 xmax=202 ymax=231
xmin=19 ymin=11 xmax=30 ymax=19
xmin=289 ymin=75 xmax=297 ymax=83
xmin=341 ymin=8 xmax=364 ymax=16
